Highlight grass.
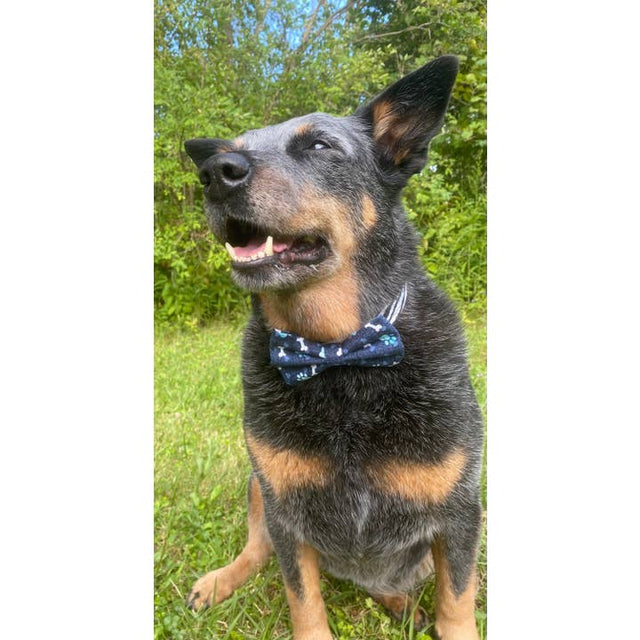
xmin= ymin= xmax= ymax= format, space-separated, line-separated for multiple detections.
xmin=155 ymin=311 xmax=486 ymax=640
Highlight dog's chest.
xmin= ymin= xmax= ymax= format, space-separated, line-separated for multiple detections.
xmin=266 ymin=463 xmax=435 ymax=560
xmin=249 ymin=427 xmax=437 ymax=555
xmin=244 ymin=355 xmax=441 ymax=546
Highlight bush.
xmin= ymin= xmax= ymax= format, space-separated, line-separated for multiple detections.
xmin=154 ymin=207 xmax=248 ymax=326
xmin=404 ymin=168 xmax=487 ymax=312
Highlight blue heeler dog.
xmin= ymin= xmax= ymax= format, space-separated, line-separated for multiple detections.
xmin=184 ymin=55 xmax=483 ymax=640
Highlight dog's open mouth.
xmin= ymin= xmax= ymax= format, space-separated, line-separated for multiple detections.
xmin=224 ymin=218 xmax=330 ymax=269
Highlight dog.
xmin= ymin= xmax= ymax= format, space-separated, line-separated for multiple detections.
xmin=183 ymin=55 xmax=483 ymax=640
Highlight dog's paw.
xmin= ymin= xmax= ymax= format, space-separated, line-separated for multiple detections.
xmin=294 ymin=631 xmax=334 ymax=640
xmin=413 ymin=605 xmax=429 ymax=631
xmin=432 ymin=620 xmax=479 ymax=640
xmin=185 ymin=569 xmax=233 ymax=611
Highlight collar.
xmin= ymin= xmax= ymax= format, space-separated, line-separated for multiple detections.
xmin=269 ymin=284 xmax=409 ymax=386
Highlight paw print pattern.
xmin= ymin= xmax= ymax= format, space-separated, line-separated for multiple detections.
xmin=380 ymin=333 xmax=398 ymax=347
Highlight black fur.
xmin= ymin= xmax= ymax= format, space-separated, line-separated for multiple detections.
xmin=185 ymin=55 xmax=483 ymax=633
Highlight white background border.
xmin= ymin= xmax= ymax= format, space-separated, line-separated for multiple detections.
xmin=2 ymin=1 xmax=639 ymax=637
xmin=2 ymin=2 xmax=153 ymax=637
xmin=489 ymin=1 xmax=639 ymax=636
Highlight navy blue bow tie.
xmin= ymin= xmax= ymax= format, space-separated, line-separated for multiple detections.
xmin=269 ymin=285 xmax=408 ymax=386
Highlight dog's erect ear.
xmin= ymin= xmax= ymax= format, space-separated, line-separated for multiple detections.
xmin=355 ymin=56 xmax=459 ymax=177
xmin=184 ymin=138 xmax=230 ymax=168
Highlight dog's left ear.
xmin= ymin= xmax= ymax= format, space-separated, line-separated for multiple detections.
xmin=356 ymin=55 xmax=459 ymax=178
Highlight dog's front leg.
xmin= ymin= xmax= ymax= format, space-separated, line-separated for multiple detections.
xmin=186 ymin=474 xmax=273 ymax=610
xmin=432 ymin=506 xmax=482 ymax=640
xmin=275 ymin=539 xmax=332 ymax=640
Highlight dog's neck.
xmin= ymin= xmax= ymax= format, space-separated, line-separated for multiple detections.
xmin=258 ymin=264 xmax=361 ymax=343
xmin=257 ymin=264 xmax=412 ymax=343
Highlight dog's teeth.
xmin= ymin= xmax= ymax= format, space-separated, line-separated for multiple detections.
xmin=265 ymin=236 xmax=274 ymax=257
xmin=226 ymin=244 xmax=269 ymax=263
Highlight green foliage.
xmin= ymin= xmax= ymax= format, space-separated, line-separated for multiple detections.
xmin=154 ymin=0 xmax=486 ymax=324
xmin=404 ymin=171 xmax=486 ymax=310
xmin=154 ymin=207 xmax=249 ymax=324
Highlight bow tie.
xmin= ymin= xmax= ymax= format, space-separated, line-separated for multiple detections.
xmin=269 ymin=285 xmax=408 ymax=386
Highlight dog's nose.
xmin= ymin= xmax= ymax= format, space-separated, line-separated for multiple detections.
xmin=199 ymin=152 xmax=252 ymax=200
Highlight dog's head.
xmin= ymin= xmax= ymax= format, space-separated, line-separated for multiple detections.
xmin=185 ymin=56 xmax=458 ymax=293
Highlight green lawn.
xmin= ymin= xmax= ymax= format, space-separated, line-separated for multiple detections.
xmin=155 ymin=313 xmax=486 ymax=639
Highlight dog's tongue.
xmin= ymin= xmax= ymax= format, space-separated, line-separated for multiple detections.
xmin=232 ymin=237 xmax=291 ymax=258
xmin=234 ymin=239 xmax=266 ymax=258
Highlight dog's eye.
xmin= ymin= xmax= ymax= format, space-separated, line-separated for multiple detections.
xmin=309 ymin=139 xmax=331 ymax=151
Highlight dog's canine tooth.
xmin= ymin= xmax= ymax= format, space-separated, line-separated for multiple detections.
xmin=265 ymin=236 xmax=274 ymax=257
xmin=225 ymin=242 xmax=237 ymax=260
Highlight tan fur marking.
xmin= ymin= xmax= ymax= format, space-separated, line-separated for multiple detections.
xmin=373 ymin=102 xmax=420 ymax=164
xmin=433 ymin=539 xmax=479 ymax=640
xmin=285 ymin=545 xmax=331 ymax=640
xmin=391 ymin=119 xmax=417 ymax=142
xmin=295 ymin=123 xmax=313 ymax=137
xmin=246 ymin=433 xmax=331 ymax=497
xmin=187 ymin=476 xmax=273 ymax=610
xmin=260 ymin=267 xmax=359 ymax=342
xmin=247 ymin=473 xmax=267 ymax=528
xmin=232 ymin=137 xmax=246 ymax=149
xmin=372 ymin=101 xmax=396 ymax=141
xmin=285 ymin=190 xmax=357 ymax=253
xmin=361 ymin=195 xmax=378 ymax=229
xmin=390 ymin=119 xmax=419 ymax=164
xmin=368 ymin=449 xmax=467 ymax=504
xmin=259 ymin=189 xmax=361 ymax=342
xmin=393 ymin=147 xmax=411 ymax=164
